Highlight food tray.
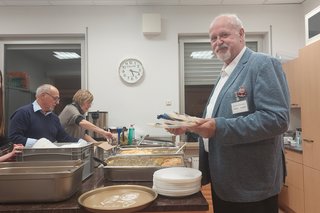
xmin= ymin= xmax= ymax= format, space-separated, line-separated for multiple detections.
xmin=0 ymin=160 xmax=84 ymax=203
xmin=117 ymin=147 xmax=183 ymax=155
xmin=103 ymin=154 xmax=185 ymax=181
xmin=16 ymin=142 xmax=94 ymax=180
xmin=78 ymin=185 xmax=157 ymax=213
xmin=120 ymin=139 xmax=176 ymax=148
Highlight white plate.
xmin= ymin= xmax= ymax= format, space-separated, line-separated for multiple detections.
xmin=148 ymin=122 xmax=194 ymax=129
xmin=152 ymin=185 xmax=200 ymax=197
xmin=162 ymin=112 xmax=201 ymax=123
xmin=153 ymin=178 xmax=201 ymax=190
xmin=153 ymin=167 xmax=202 ymax=183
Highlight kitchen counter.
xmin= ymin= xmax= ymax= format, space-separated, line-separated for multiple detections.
xmin=284 ymin=143 xmax=302 ymax=153
xmin=0 ymin=167 xmax=209 ymax=213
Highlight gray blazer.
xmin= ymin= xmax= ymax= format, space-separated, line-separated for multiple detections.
xmin=199 ymin=47 xmax=290 ymax=202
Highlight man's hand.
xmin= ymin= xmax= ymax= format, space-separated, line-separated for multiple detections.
xmin=188 ymin=118 xmax=216 ymax=138
xmin=166 ymin=118 xmax=216 ymax=138
xmin=166 ymin=126 xmax=188 ymax=135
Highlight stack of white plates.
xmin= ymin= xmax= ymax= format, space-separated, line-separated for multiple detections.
xmin=152 ymin=167 xmax=202 ymax=197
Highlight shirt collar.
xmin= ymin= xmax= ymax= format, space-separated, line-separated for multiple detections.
xmin=222 ymin=46 xmax=246 ymax=76
xmin=33 ymin=100 xmax=52 ymax=115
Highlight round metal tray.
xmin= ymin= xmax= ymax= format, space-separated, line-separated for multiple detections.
xmin=78 ymin=185 xmax=157 ymax=213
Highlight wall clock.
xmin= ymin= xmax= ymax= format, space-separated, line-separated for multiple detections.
xmin=119 ymin=58 xmax=144 ymax=84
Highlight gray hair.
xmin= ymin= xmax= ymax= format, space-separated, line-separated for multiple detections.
xmin=211 ymin=14 xmax=244 ymax=30
xmin=35 ymin=84 xmax=54 ymax=97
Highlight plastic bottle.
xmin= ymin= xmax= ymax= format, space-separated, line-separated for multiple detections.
xmin=116 ymin=127 xmax=122 ymax=145
xmin=128 ymin=124 xmax=135 ymax=145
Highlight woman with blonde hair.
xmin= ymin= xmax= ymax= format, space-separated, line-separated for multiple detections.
xmin=59 ymin=89 xmax=113 ymax=142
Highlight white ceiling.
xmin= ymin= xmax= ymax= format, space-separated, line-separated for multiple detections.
xmin=0 ymin=0 xmax=305 ymax=6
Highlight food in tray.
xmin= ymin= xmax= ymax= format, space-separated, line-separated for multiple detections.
xmin=119 ymin=149 xmax=153 ymax=155
xmin=106 ymin=156 xmax=183 ymax=167
xmin=118 ymin=148 xmax=179 ymax=155
xmin=160 ymin=158 xmax=183 ymax=167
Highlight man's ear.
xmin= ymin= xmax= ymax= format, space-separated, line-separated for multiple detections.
xmin=239 ymin=28 xmax=245 ymax=38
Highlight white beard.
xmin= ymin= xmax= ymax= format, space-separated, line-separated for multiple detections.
xmin=216 ymin=50 xmax=231 ymax=62
xmin=215 ymin=44 xmax=231 ymax=62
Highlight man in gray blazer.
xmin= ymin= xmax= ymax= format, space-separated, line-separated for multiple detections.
xmin=168 ymin=14 xmax=290 ymax=213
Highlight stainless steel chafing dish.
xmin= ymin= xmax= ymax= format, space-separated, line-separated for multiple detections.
xmin=116 ymin=146 xmax=183 ymax=155
xmin=103 ymin=154 xmax=185 ymax=181
xmin=95 ymin=137 xmax=178 ymax=160
xmin=120 ymin=136 xmax=176 ymax=148
xmin=0 ymin=160 xmax=84 ymax=203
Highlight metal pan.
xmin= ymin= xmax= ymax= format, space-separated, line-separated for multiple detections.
xmin=78 ymin=185 xmax=157 ymax=213
xmin=103 ymin=154 xmax=185 ymax=181
xmin=0 ymin=160 xmax=84 ymax=203
xmin=117 ymin=147 xmax=182 ymax=155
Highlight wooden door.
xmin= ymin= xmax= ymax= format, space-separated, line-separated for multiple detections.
xmin=283 ymin=59 xmax=301 ymax=108
xmin=304 ymin=166 xmax=320 ymax=213
xmin=300 ymin=41 xmax=320 ymax=170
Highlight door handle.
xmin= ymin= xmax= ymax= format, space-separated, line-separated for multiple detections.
xmin=303 ymin=139 xmax=314 ymax=143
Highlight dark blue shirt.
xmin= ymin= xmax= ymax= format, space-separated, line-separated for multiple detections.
xmin=8 ymin=103 xmax=79 ymax=145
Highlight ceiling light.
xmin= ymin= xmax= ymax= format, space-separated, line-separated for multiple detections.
xmin=190 ymin=51 xmax=213 ymax=59
xmin=53 ymin=51 xmax=80 ymax=59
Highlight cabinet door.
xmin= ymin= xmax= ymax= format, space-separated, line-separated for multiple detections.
xmin=285 ymin=149 xmax=303 ymax=163
xmin=304 ymin=166 xmax=320 ymax=213
xmin=303 ymin=139 xmax=320 ymax=170
xmin=300 ymin=41 xmax=320 ymax=170
xmin=279 ymin=151 xmax=304 ymax=213
xmin=292 ymin=58 xmax=302 ymax=107
xmin=283 ymin=59 xmax=301 ymax=107
xmin=286 ymin=154 xmax=304 ymax=190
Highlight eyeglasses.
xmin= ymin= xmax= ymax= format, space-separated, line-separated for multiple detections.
xmin=45 ymin=92 xmax=60 ymax=102
xmin=210 ymin=32 xmax=232 ymax=43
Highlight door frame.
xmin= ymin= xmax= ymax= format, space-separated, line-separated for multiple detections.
xmin=0 ymin=35 xmax=87 ymax=136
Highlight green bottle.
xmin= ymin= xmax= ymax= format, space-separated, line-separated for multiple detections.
xmin=128 ymin=124 xmax=134 ymax=145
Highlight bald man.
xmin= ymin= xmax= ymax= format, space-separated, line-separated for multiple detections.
xmin=8 ymin=84 xmax=82 ymax=147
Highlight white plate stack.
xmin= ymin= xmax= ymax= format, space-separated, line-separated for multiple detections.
xmin=152 ymin=167 xmax=202 ymax=197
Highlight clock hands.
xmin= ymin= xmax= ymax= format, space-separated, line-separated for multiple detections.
xmin=129 ymin=69 xmax=140 ymax=76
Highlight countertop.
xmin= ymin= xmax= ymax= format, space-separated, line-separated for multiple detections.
xmin=0 ymin=167 xmax=209 ymax=213
xmin=284 ymin=143 xmax=302 ymax=153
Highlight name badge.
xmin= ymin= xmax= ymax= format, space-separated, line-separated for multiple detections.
xmin=231 ymin=100 xmax=248 ymax=114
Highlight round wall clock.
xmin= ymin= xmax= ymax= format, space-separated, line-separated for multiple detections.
xmin=119 ymin=58 xmax=144 ymax=84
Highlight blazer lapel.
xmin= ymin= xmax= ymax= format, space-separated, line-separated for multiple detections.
xmin=211 ymin=48 xmax=253 ymax=117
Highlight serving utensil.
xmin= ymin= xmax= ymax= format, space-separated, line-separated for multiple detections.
xmin=175 ymin=143 xmax=187 ymax=154
xmin=93 ymin=156 xmax=107 ymax=166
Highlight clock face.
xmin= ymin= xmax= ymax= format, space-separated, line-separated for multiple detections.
xmin=119 ymin=58 xmax=144 ymax=84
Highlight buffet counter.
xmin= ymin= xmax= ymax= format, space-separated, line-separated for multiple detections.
xmin=0 ymin=168 xmax=209 ymax=213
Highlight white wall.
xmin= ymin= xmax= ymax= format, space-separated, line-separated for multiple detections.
xmin=0 ymin=4 xmax=305 ymax=138
xmin=303 ymin=0 xmax=320 ymax=14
